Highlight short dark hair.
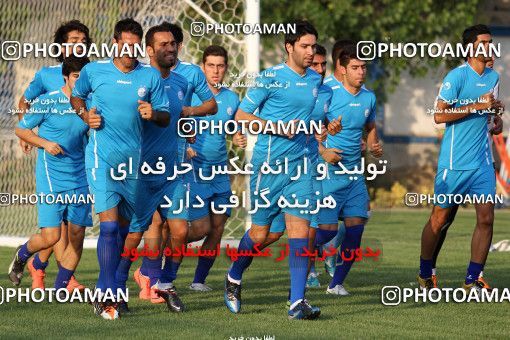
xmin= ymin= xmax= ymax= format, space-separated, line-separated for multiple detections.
xmin=53 ymin=20 xmax=91 ymax=62
xmin=332 ymin=39 xmax=355 ymax=68
xmin=284 ymin=20 xmax=318 ymax=53
xmin=167 ymin=23 xmax=184 ymax=44
xmin=315 ymin=44 xmax=327 ymax=57
xmin=203 ymin=45 xmax=228 ymax=65
xmin=145 ymin=22 xmax=175 ymax=48
xmin=113 ymin=18 xmax=143 ymax=41
xmin=62 ymin=56 xmax=90 ymax=77
xmin=462 ymin=24 xmax=491 ymax=48
xmin=339 ymin=44 xmax=359 ymax=67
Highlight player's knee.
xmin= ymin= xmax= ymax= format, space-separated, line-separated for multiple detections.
xmin=248 ymin=228 xmax=268 ymax=244
xmin=68 ymin=226 xmax=85 ymax=242
xmin=171 ymin=227 xmax=188 ymax=241
xmin=429 ymin=214 xmax=448 ymax=233
xmin=42 ymin=230 xmax=61 ymax=247
xmin=476 ymin=212 xmax=494 ymax=229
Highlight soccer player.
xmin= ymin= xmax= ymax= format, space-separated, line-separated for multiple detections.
xmin=223 ymin=20 xmax=323 ymax=320
xmin=117 ymin=22 xmax=189 ymax=313
xmin=18 ymin=20 xmax=91 ymax=291
xmin=141 ymin=23 xmax=218 ymax=288
xmin=70 ymin=18 xmax=170 ymax=319
xmin=319 ymin=43 xmax=382 ymax=296
xmin=252 ymin=44 xmax=338 ymax=289
xmin=8 ymin=56 xmax=92 ymax=297
xmin=417 ymin=24 xmax=501 ymax=293
xmin=184 ymin=45 xmax=240 ymax=291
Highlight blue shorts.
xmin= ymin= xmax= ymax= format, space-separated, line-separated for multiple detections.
xmin=188 ymin=175 xmax=232 ymax=221
xmin=318 ymin=176 xmax=369 ymax=224
xmin=86 ymin=168 xmax=136 ymax=221
xmin=129 ymin=178 xmax=189 ymax=232
xmin=434 ymin=166 xmax=496 ymax=208
xmin=250 ymin=159 xmax=314 ymax=226
xmin=37 ymin=186 xmax=92 ymax=228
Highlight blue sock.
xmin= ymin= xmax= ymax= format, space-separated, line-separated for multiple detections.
xmin=419 ymin=257 xmax=433 ymax=279
xmin=322 ymin=223 xmax=346 ymax=253
xmin=114 ymin=256 xmax=133 ymax=294
xmin=32 ymin=253 xmax=48 ymax=271
xmin=314 ymin=229 xmax=337 ymax=247
xmin=228 ymin=231 xmax=255 ymax=281
xmin=143 ymin=257 xmax=162 ymax=287
xmin=17 ymin=242 xmax=32 ymax=262
xmin=193 ymin=256 xmax=216 ymax=284
xmin=465 ymin=261 xmax=483 ymax=285
xmin=161 ymin=258 xmax=181 ymax=283
xmin=54 ymin=265 xmax=74 ymax=289
xmin=329 ymin=225 xmax=364 ymax=288
xmin=96 ymin=221 xmax=120 ymax=292
xmin=117 ymin=226 xmax=129 ymax=255
xmin=289 ymin=238 xmax=309 ymax=305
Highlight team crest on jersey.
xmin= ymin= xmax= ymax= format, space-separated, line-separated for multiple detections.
xmin=443 ymin=82 xmax=451 ymax=90
xmin=364 ymin=108 xmax=370 ymax=117
xmin=178 ymin=91 xmax=184 ymax=100
xmin=137 ymin=86 xmax=147 ymax=98
xmin=227 ymin=106 xmax=233 ymax=116
xmin=312 ymin=87 xmax=318 ymax=98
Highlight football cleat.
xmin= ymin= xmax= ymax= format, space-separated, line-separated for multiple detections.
xmin=117 ymin=300 xmax=130 ymax=314
xmin=8 ymin=246 xmax=27 ymax=286
xmin=431 ymin=274 xmax=438 ymax=288
xmin=417 ymin=275 xmax=435 ymax=290
xmin=306 ymin=272 xmax=320 ymax=288
xmin=150 ymin=285 xmax=165 ymax=304
xmin=156 ymin=285 xmax=185 ymax=312
xmin=326 ymin=284 xmax=350 ymax=296
xmin=67 ymin=275 xmax=85 ymax=292
xmin=189 ymin=282 xmax=213 ymax=292
xmin=133 ymin=267 xmax=150 ymax=300
xmin=27 ymin=257 xmax=45 ymax=290
xmin=288 ymin=300 xmax=321 ymax=320
xmin=463 ymin=280 xmax=492 ymax=294
xmin=477 ymin=276 xmax=491 ymax=289
xmin=93 ymin=301 xmax=120 ymax=320
xmin=324 ymin=254 xmax=336 ymax=278
xmin=224 ymin=275 xmax=241 ymax=314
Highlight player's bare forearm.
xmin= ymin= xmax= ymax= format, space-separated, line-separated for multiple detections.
xmin=183 ymin=98 xmax=218 ymax=117
xmin=235 ymin=108 xmax=269 ymax=133
xmin=15 ymin=127 xmax=48 ymax=149
xmin=70 ymin=96 xmax=88 ymax=121
xmin=151 ymin=110 xmax=170 ymax=127
xmin=434 ymin=101 xmax=486 ymax=124
xmin=18 ymin=96 xmax=30 ymax=121
xmin=365 ymin=122 xmax=379 ymax=146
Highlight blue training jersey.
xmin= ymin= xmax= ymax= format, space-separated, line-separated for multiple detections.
xmin=239 ymin=63 xmax=322 ymax=165
xmin=436 ymin=63 xmax=499 ymax=170
xmin=23 ymin=64 xmax=64 ymax=101
xmin=323 ymin=75 xmax=376 ymax=171
xmin=18 ymin=89 xmax=88 ymax=193
xmin=307 ymin=83 xmax=333 ymax=164
xmin=140 ymin=71 xmax=187 ymax=181
xmin=173 ymin=59 xmax=215 ymax=162
xmin=72 ymin=59 xmax=170 ymax=178
xmin=190 ymin=87 xmax=240 ymax=180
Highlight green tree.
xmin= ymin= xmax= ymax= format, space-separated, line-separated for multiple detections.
xmin=261 ymin=0 xmax=483 ymax=101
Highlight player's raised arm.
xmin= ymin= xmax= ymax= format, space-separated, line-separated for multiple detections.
xmin=365 ymin=121 xmax=382 ymax=158
xmin=142 ymin=72 xmax=170 ymax=127
xmin=181 ymin=66 xmax=218 ymax=117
